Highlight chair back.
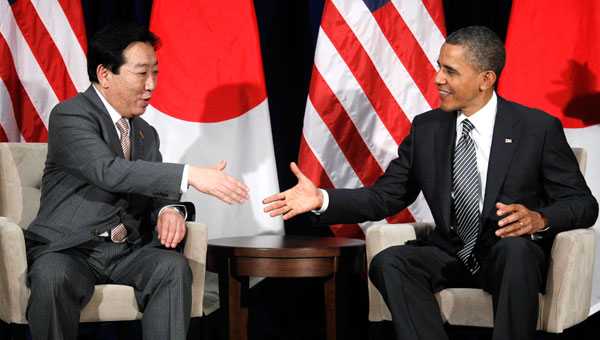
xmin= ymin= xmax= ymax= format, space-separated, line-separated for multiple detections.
xmin=0 ymin=143 xmax=47 ymax=229
xmin=572 ymin=147 xmax=587 ymax=175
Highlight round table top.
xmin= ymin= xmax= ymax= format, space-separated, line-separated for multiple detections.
xmin=207 ymin=235 xmax=365 ymax=258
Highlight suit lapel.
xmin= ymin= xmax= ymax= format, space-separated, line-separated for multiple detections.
xmin=482 ymin=97 xmax=521 ymax=219
xmin=434 ymin=112 xmax=457 ymax=230
xmin=129 ymin=117 xmax=145 ymax=160
xmin=83 ymin=86 xmax=125 ymax=158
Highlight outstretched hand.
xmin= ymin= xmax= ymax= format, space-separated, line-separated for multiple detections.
xmin=188 ymin=160 xmax=249 ymax=204
xmin=263 ymin=162 xmax=323 ymax=220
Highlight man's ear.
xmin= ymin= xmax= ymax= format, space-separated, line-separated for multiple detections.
xmin=96 ymin=64 xmax=110 ymax=88
xmin=480 ymin=70 xmax=497 ymax=91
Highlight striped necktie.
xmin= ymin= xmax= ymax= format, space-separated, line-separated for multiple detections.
xmin=111 ymin=117 xmax=130 ymax=243
xmin=116 ymin=117 xmax=131 ymax=160
xmin=452 ymin=119 xmax=480 ymax=274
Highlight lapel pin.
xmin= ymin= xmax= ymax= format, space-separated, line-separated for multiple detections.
xmin=139 ymin=130 xmax=144 ymax=145
xmin=505 ymin=138 xmax=512 ymax=143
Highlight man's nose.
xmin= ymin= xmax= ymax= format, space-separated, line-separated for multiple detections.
xmin=433 ymin=70 xmax=444 ymax=85
xmin=146 ymin=75 xmax=157 ymax=91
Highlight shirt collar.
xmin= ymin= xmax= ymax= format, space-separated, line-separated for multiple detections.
xmin=456 ymin=91 xmax=497 ymax=136
xmin=92 ymin=84 xmax=130 ymax=130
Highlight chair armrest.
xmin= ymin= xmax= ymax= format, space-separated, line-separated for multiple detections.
xmin=366 ymin=223 xmax=435 ymax=264
xmin=184 ymin=221 xmax=208 ymax=318
xmin=0 ymin=217 xmax=29 ymax=323
xmin=412 ymin=222 xmax=435 ymax=240
xmin=540 ymin=228 xmax=595 ymax=333
xmin=365 ymin=222 xmax=435 ymax=321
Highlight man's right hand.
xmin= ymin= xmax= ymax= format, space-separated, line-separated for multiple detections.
xmin=188 ymin=160 xmax=249 ymax=204
xmin=262 ymin=162 xmax=323 ymax=220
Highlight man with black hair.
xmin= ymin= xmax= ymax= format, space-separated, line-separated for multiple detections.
xmin=25 ymin=22 xmax=249 ymax=340
xmin=264 ymin=26 xmax=598 ymax=340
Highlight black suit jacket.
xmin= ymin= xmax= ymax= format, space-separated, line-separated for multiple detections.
xmin=26 ymin=86 xmax=186 ymax=261
xmin=315 ymin=96 xmax=598 ymax=266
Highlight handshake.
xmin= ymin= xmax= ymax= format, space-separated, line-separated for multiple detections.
xmin=189 ymin=161 xmax=322 ymax=219
xmin=162 ymin=161 xmax=311 ymax=249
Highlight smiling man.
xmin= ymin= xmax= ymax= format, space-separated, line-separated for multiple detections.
xmin=25 ymin=23 xmax=249 ymax=340
xmin=263 ymin=26 xmax=598 ymax=340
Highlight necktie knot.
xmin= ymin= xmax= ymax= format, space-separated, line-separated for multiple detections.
xmin=116 ymin=117 xmax=131 ymax=161
xmin=116 ymin=117 xmax=129 ymax=136
xmin=461 ymin=119 xmax=475 ymax=136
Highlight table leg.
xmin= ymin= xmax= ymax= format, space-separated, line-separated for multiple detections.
xmin=218 ymin=258 xmax=249 ymax=340
xmin=324 ymin=256 xmax=350 ymax=340
xmin=324 ymin=272 xmax=337 ymax=340
xmin=337 ymin=270 xmax=349 ymax=340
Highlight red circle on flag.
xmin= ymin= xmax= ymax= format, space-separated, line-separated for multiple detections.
xmin=149 ymin=1 xmax=267 ymax=123
xmin=498 ymin=1 xmax=600 ymax=129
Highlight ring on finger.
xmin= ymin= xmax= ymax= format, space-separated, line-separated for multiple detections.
xmin=519 ymin=221 xmax=524 ymax=229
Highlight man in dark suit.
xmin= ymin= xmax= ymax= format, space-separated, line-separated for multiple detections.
xmin=263 ymin=26 xmax=598 ymax=339
xmin=25 ymin=23 xmax=250 ymax=340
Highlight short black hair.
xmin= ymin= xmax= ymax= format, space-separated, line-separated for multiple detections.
xmin=446 ymin=26 xmax=505 ymax=82
xmin=87 ymin=22 xmax=160 ymax=83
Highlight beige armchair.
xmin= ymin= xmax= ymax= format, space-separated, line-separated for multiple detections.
xmin=366 ymin=148 xmax=595 ymax=335
xmin=0 ymin=143 xmax=207 ymax=328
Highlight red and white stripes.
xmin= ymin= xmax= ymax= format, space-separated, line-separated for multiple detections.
xmin=299 ymin=0 xmax=446 ymax=238
xmin=0 ymin=0 xmax=88 ymax=142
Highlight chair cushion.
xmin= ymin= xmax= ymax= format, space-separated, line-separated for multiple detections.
xmin=436 ymin=288 xmax=493 ymax=326
xmin=437 ymin=288 xmax=548 ymax=329
xmin=80 ymin=285 xmax=142 ymax=322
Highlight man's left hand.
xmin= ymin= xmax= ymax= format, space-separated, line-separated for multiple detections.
xmin=157 ymin=208 xmax=187 ymax=248
xmin=495 ymin=202 xmax=547 ymax=238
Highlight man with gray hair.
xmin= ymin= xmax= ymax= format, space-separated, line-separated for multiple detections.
xmin=263 ymin=26 xmax=597 ymax=339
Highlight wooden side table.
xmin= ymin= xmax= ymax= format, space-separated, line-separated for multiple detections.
xmin=206 ymin=235 xmax=366 ymax=340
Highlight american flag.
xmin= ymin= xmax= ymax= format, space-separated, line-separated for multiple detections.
xmin=0 ymin=0 xmax=88 ymax=142
xmin=298 ymin=0 xmax=446 ymax=238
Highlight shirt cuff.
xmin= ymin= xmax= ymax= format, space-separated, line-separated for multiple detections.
xmin=180 ymin=165 xmax=189 ymax=194
xmin=530 ymin=226 xmax=550 ymax=241
xmin=159 ymin=204 xmax=188 ymax=220
xmin=312 ymin=189 xmax=329 ymax=215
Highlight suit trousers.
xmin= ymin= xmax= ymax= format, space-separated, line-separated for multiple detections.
xmin=369 ymin=236 xmax=545 ymax=340
xmin=26 ymin=238 xmax=192 ymax=340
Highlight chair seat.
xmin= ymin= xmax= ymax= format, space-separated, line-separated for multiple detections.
xmin=8 ymin=283 xmax=152 ymax=323
xmin=80 ymin=285 xmax=142 ymax=322
xmin=436 ymin=288 xmax=494 ymax=327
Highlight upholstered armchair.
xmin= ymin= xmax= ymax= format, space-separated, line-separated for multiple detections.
xmin=0 ymin=143 xmax=207 ymax=331
xmin=366 ymin=148 xmax=595 ymax=335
